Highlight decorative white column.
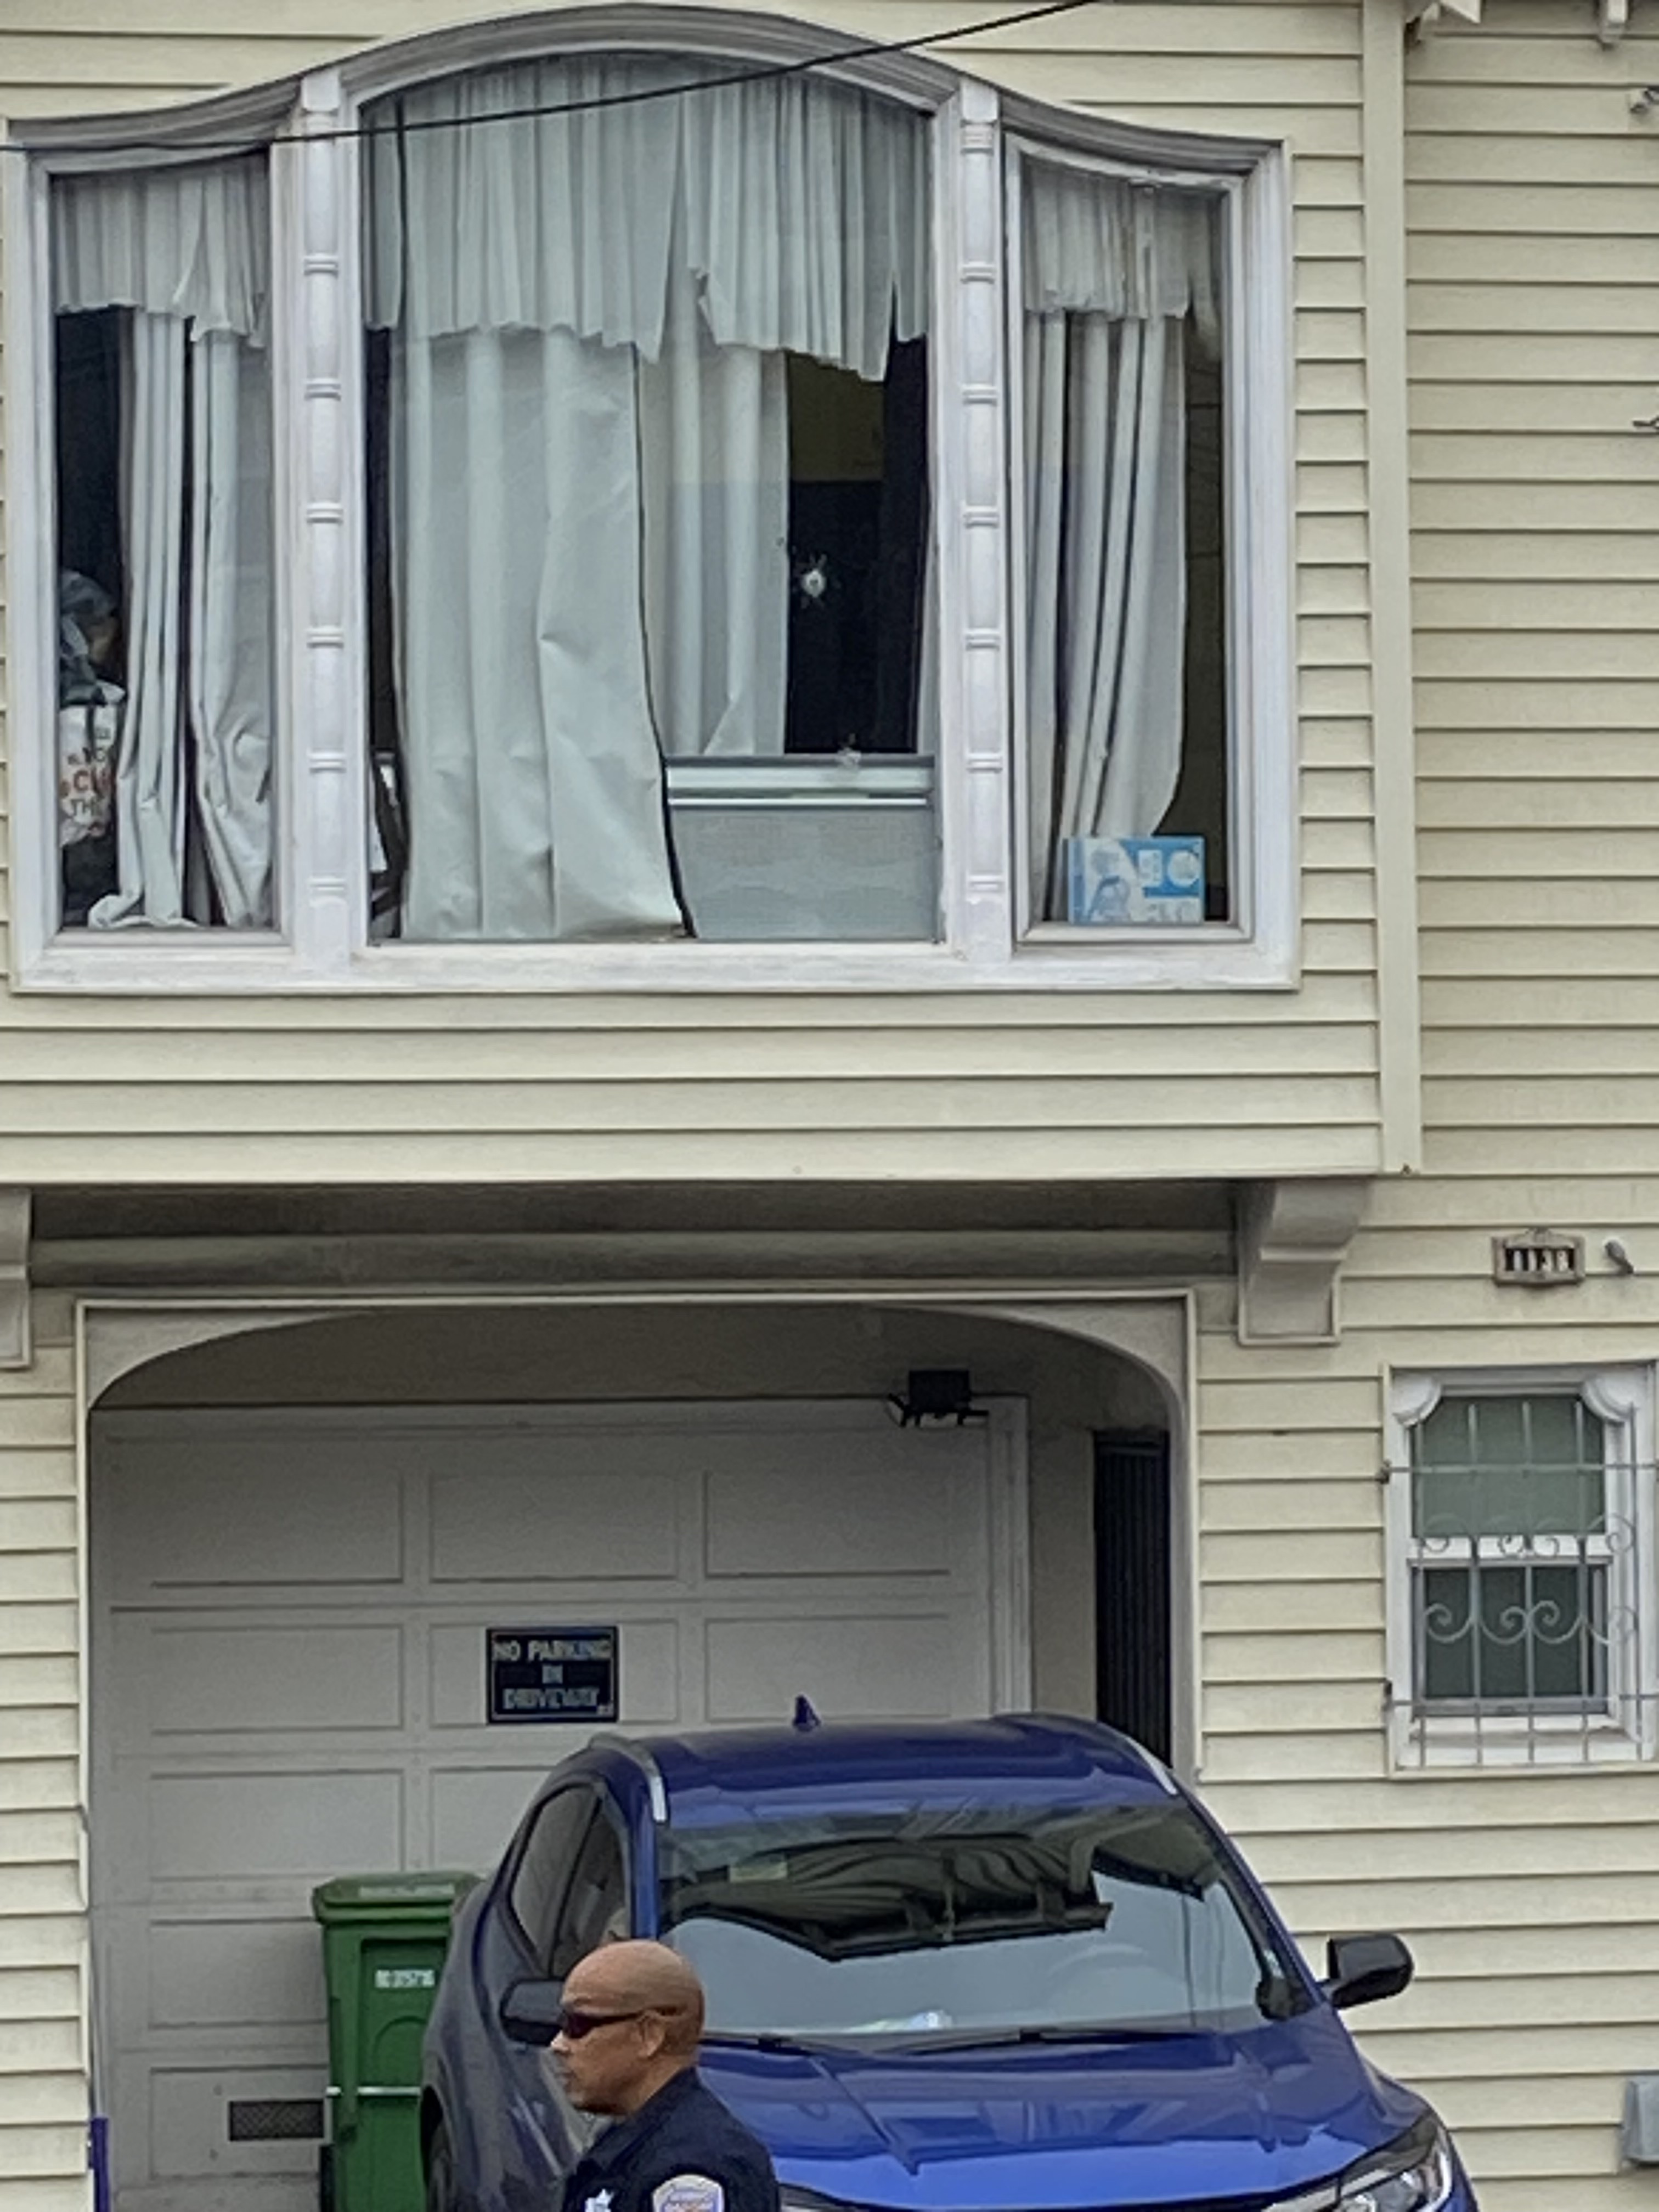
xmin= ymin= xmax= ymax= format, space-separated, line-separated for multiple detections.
xmin=284 ymin=68 xmax=366 ymax=975
xmin=939 ymin=81 xmax=1013 ymax=964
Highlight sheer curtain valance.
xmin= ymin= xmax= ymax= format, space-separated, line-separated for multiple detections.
xmin=365 ymin=57 xmax=929 ymax=380
xmin=52 ymin=156 xmax=269 ymax=340
xmin=1023 ymin=161 xmax=1221 ymax=354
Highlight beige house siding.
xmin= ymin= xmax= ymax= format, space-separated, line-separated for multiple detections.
xmin=1193 ymin=1289 xmax=1659 ymax=2212
xmin=14 ymin=0 xmax=1659 ymax=2206
xmin=1195 ymin=14 xmax=1659 ymax=2207
xmin=0 ymin=1293 xmax=83 ymax=2212
xmin=0 ymin=0 xmax=1384 ymax=1187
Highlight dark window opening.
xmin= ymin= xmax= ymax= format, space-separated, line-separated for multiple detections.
xmin=365 ymin=325 xmax=408 ymax=938
xmin=1094 ymin=1430 xmax=1173 ymax=1763
xmin=782 ymin=340 xmax=928 ymax=758
xmin=1159 ymin=342 xmax=1229 ymax=921
xmin=55 ymin=309 xmax=125 ymax=927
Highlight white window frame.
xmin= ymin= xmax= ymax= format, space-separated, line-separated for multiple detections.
xmin=1385 ymin=1367 xmax=1659 ymax=1772
xmin=1003 ymin=137 xmax=1277 ymax=955
xmin=7 ymin=7 xmax=1294 ymax=997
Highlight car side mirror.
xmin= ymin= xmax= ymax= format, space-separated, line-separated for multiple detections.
xmin=1323 ymin=1933 xmax=1414 ymax=2011
xmin=500 ymin=1978 xmax=564 ymax=2046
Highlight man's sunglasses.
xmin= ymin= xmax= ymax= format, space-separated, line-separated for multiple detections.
xmin=555 ymin=2006 xmax=649 ymax=2041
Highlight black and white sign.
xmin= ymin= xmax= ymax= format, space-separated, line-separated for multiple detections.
xmin=487 ymin=1627 xmax=619 ymax=1724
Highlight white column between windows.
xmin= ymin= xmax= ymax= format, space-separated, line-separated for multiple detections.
xmin=939 ymin=81 xmax=1013 ymax=965
xmin=286 ymin=68 xmax=365 ymax=976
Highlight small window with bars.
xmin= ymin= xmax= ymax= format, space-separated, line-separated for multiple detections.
xmin=1389 ymin=1372 xmax=1656 ymax=1769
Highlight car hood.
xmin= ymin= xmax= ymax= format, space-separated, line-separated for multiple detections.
xmin=699 ymin=2010 xmax=1424 ymax=2210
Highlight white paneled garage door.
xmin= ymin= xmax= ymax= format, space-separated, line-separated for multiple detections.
xmin=91 ymin=1400 xmax=1027 ymax=2212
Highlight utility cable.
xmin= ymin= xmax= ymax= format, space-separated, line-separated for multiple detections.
xmin=9 ymin=0 xmax=1104 ymax=162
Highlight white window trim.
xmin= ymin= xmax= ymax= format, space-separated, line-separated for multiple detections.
xmin=7 ymin=6 xmax=1295 ymax=997
xmin=1002 ymin=137 xmax=1290 ymax=962
xmin=1385 ymin=1367 xmax=1659 ymax=1773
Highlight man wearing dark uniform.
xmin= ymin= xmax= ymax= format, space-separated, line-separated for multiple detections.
xmin=553 ymin=1940 xmax=780 ymax=2212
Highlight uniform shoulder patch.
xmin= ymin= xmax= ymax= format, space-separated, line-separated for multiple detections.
xmin=653 ymin=2175 xmax=725 ymax=2212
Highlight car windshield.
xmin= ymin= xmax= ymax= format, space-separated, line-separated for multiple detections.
xmin=658 ymin=1800 xmax=1308 ymax=2041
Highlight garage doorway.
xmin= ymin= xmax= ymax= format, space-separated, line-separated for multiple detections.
xmin=90 ymin=1396 xmax=1025 ymax=2212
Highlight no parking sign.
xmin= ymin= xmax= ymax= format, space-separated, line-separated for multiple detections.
xmin=486 ymin=1626 xmax=619 ymax=1723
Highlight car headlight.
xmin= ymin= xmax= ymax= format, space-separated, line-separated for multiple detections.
xmin=1275 ymin=2118 xmax=1456 ymax=2212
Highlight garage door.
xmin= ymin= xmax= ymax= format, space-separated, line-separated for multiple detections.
xmin=91 ymin=1399 xmax=1026 ymax=2212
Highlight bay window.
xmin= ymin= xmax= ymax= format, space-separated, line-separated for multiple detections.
xmin=15 ymin=18 xmax=1291 ymax=987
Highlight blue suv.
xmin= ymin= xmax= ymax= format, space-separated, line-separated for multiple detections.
xmin=422 ymin=1715 xmax=1476 ymax=2212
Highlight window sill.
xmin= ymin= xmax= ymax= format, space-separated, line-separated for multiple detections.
xmin=16 ymin=928 xmax=1298 ymax=995
xmin=1392 ymin=1713 xmax=1654 ymax=1774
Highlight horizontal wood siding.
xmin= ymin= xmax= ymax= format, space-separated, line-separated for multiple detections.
xmin=0 ymin=0 xmax=1380 ymax=1183
xmin=1197 ymin=1280 xmax=1659 ymax=2212
xmin=1198 ymin=12 xmax=1659 ymax=2205
xmin=0 ymin=1296 xmax=83 ymax=2212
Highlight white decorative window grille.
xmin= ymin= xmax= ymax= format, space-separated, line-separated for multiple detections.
xmin=1387 ymin=1370 xmax=1658 ymax=1770
xmin=8 ymin=13 xmax=1294 ymax=994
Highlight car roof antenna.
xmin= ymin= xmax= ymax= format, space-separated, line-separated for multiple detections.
xmin=792 ymin=1695 xmax=822 ymax=1733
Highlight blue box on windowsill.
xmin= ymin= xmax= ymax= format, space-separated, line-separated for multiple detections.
xmin=1064 ymin=836 xmax=1205 ymax=926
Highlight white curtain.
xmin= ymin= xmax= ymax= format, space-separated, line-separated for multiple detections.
xmin=369 ymin=60 xmax=926 ymax=941
xmin=366 ymin=59 xmax=927 ymax=375
xmin=54 ymin=156 xmax=268 ymax=339
xmin=54 ymin=159 xmax=274 ymax=928
xmin=1022 ymin=163 xmax=1217 ymax=920
xmin=100 ymin=310 xmax=188 ymax=927
xmin=395 ymin=326 xmax=681 ymax=940
xmin=639 ymin=259 xmax=788 ymax=761
xmin=189 ymin=332 xmax=275 ymax=927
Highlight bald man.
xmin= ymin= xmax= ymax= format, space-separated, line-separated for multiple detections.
xmin=551 ymin=1940 xmax=780 ymax=2212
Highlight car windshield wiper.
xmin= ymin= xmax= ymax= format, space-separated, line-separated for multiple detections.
xmin=701 ymin=2029 xmax=871 ymax=2056
xmin=882 ymin=2022 xmax=1191 ymax=2051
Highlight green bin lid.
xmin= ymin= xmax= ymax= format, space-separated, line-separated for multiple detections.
xmin=311 ymin=1870 xmax=478 ymax=1923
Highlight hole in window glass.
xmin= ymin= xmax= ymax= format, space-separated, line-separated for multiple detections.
xmin=362 ymin=59 xmax=934 ymax=945
xmin=1020 ymin=161 xmax=1228 ymax=932
xmin=50 ymin=158 xmax=275 ymax=933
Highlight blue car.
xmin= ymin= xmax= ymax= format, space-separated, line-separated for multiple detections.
xmin=422 ymin=1716 xmax=1475 ymax=2212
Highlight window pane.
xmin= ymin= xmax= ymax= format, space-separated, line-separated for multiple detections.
xmin=362 ymin=59 xmax=933 ymax=945
xmin=1020 ymin=162 xmax=1228 ymax=930
xmin=510 ymin=1790 xmax=595 ymax=1969
xmin=1414 ymin=1393 xmax=1604 ymax=1539
xmin=550 ymin=1814 xmax=628 ymax=1978
xmin=52 ymin=159 xmax=274 ymax=932
xmin=1420 ymin=1562 xmax=1607 ymax=1708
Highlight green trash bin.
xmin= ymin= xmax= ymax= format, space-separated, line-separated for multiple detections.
xmin=312 ymin=1871 xmax=477 ymax=2212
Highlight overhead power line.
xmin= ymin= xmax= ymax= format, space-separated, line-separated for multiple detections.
xmin=13 ymin=0 xmax=1104 ymax=162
